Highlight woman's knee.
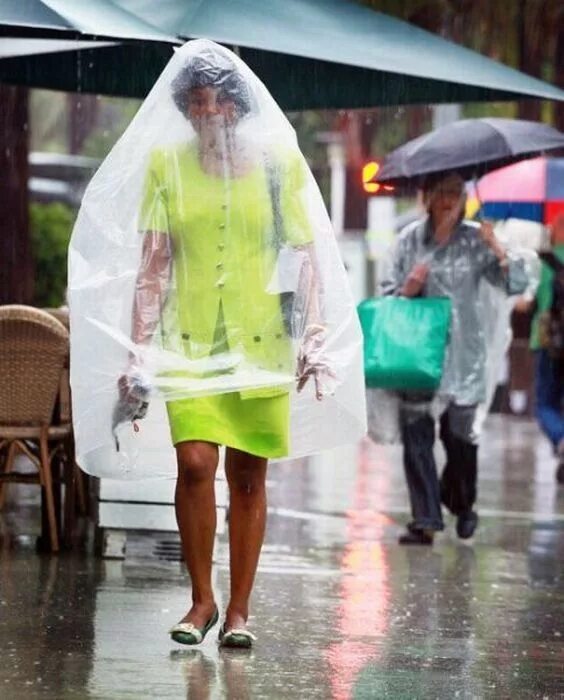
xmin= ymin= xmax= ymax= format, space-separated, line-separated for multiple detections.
xmin=176 ymin=441 xmax=218 ymax=486
xmin=226 ymin=453 xmax=266 ymax=496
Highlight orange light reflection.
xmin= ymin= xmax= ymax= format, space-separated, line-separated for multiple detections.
xmin=323 ymin=440 xmax=392 ymax=699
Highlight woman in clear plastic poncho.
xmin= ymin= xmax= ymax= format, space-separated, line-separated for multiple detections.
xmin=379 ymin=172 xmax=528 ymax=546
xmin=68 ymin=40 xmax=365 ymax=647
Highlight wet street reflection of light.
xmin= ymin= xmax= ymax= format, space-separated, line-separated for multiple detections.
xmin=0 ymin=416 xmax=562 ymax=698
xmin=324 ymin=443 xmax=392 ymax=700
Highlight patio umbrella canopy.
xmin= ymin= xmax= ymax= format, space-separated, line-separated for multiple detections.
xmin=0 ymin=0 xmax=176 ymax=42
xmin=478 ymin=157 xmax=564 ymax=226
xmin=1 ymin=0 xmax=564 ymax=108
xmin=375 ymin=118 xmax=564 ymax=186
xmin=0 ymin=0 xmax=178 ymax=96
xmin=0 ymin=37 xmax=116 ymax=58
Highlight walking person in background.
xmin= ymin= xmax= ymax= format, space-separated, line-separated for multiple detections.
xmin=528 ymin=214 xmax=564 ymax=483
xmin=381 ymin=172 xmax=528 ymax=545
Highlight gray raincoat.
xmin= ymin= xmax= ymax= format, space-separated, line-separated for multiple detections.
xmin=380 ymin=218 xmax=528 ymax=405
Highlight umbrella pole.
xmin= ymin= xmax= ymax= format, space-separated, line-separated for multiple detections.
xmin=472 ymin=175 xmax=484 ymax=222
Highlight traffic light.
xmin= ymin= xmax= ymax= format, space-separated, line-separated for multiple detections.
xmin=361 ymin=161 xmax=394 ymax=195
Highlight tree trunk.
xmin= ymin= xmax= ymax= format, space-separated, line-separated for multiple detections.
xmin=337 ymin=111 xmax=370 ymax=230
xmin=554 ymin=19 xmax=564 ymax=132
xmin=517 ymin=0 xmax=543 ymax=122
xmin=0 ymin=85 xmax=33 ymax=305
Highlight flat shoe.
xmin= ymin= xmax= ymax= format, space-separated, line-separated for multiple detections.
xmin=218 ymin=624 xmax=257 ymax=649
xmin=170 ymin=607 xmax=219 ymax=645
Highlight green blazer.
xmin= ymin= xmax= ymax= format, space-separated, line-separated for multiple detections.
xmin=139 ymin=142 xmax=313 ymax=397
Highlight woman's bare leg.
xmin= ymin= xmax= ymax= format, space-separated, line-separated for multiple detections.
xmin=224 ymin=447 xmax=268 ymax=630
xmin=175 ymin=440 xmax=219 ymax=626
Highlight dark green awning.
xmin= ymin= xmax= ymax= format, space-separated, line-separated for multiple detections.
xmin=119 ymin=0 xmax=564 ymax=106
xmin=1 ymin=0 xmax=563 ymax=109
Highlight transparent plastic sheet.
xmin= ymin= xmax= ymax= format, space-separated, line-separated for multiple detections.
xmin=68 ymin=39 xmax=366 ymax=479
xmin=365 ymin=388 xmax=400 ymax=444
xmin=474 ymin=234 xmax=540 ymax=436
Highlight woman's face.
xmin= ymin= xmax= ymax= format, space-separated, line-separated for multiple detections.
xmin=426 ymin=174 xmax=465 ymax=226
xmin=186 ymin=86 xmax=238 ymax=136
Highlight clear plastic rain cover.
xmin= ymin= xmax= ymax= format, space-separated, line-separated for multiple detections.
xmin=69 ymin=40 xmax=366 ymax=479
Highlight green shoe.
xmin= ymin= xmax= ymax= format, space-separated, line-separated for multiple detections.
xmin=170 ymin=607 xmax=219 ymax=645
xmin=218 ymin=623 xmax=257 ymax=649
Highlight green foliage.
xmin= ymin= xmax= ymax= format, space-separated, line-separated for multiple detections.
xmin=29 ymin=202 xmax=75 ymax=308
xmin=462 ymin=102 xmax=517 ymax=120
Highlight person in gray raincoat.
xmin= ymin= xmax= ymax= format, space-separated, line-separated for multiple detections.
xmin=380 ymin=171 xmax=528 ymax=544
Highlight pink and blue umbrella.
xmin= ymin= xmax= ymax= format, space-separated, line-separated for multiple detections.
xmin=478 ymin=157 xmax=564 ymax=225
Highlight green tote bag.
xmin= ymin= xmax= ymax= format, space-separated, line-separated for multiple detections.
xmin=358 ymin=296 xmax=452 ymax=392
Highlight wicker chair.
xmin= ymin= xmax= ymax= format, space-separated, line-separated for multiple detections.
xmin=0 ymin=305 xmax=71 ymax=552
xmin=42 ymin=307 xmax=87 ymax=521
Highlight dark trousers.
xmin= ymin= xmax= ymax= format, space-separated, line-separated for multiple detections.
xmin=534 ymin=349 xmax=564 ymax=450
xmin=400 ymin=399 xmax=478 ymax=531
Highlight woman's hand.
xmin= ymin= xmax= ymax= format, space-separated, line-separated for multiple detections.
xmin=478 ymin=221 xmax=496 ymax=247
xmin=478 ymin=221 xmax=508 ymax=267
xmin=117 ymin=354 xmax=150 ymax=409
xmin=296 ymin=324 xmax=337 ymax=400
xmin=114 ymin=356 xmax=151 ymax=436
xmin=400 ymin=262 xmax=429 ymax=297
xmin=112 ymin=360 xmax=151 ymax=449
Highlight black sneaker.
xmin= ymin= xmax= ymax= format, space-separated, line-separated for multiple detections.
xmin=456 ymin=511 xmax=478 ymax=539
xmin=399 ymin=528 xmax=434 ymax=545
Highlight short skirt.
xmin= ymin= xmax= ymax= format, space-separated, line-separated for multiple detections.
xmin=166 ymin=391 xmax=290 ymax=458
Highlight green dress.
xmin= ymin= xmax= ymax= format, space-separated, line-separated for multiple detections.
xmin=139 ymin=142 xmax=313 ymax=457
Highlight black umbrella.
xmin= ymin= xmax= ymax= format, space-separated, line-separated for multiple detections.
xmin=376 ymin=118 xmax=564 ymax=187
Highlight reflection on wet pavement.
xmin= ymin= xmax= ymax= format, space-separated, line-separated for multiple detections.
xmin=0 ymin=416 xmax=562 ymax=698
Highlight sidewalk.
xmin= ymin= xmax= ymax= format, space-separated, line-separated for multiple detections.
xmin=0 ymin=415 xmax=562 ymax=699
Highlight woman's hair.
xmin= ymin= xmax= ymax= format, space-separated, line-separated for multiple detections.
xmin=171 ymin=48 xmax=253 ymax=118
xmin=422 ymin=171 xmax=467 ymax=224
xmin=421 ymin=171 xmax=463 ymax=195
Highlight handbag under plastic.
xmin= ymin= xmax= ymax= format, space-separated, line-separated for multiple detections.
xmin=68 ymin=39 xmax=366 ymax=479
xmin=358 ymin=296 xmax=452 ymax=392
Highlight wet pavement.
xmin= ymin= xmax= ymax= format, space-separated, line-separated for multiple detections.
xmin=1 ymin=415 xmax=563 ymax=699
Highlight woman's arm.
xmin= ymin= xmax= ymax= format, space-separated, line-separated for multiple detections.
xmin=476 ymin=222 xmax=528 ymax=295
xmin=131 ymin=230 xmax=173 ymax=353
xmin=117 ymin=230 xmax=172 ymax=418
xmin=379 ymin=227 xmax=422 ymax=297
xmin=296 ymin=242 xmax=322 ymax=328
